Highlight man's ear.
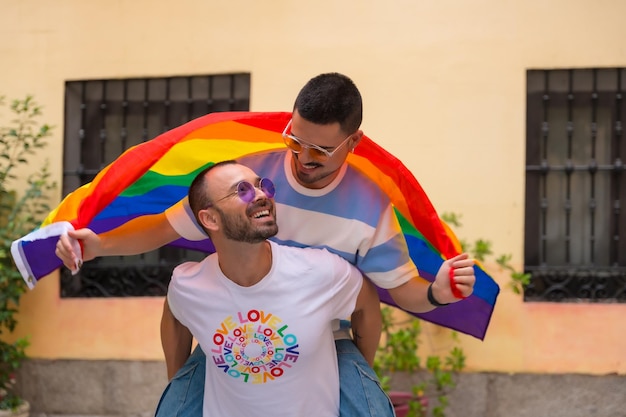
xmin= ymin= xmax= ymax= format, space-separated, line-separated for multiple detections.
xmin=198 ymin=209 xmax=219 ymax=232
xmin=350 ymin=130 xmax=364 ymax=151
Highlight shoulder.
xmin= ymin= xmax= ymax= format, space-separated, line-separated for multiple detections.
xmin=273 ymin=242 xmax=349 ymax=270
xmin=238 ymin=150 xmax=285 ymax=169
xmin=172 ymin=255 xmax=214 ymax=280
xmin=317 ymin=165 xmax=392 ymax=224
xmin=341 ymin=165 xmax=391 ymax=202
xmin=173 ymin=260 xmax=201 ymax=275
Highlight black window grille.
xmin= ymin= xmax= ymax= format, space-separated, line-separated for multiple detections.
xmin=525 ymin=68 xmax=626 ymax=302
xmin=61 ymin=73 xmax=251 ymax=297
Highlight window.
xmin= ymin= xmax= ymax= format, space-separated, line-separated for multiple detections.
xmin=61 ymin=74 xmax=251 ymax=297
xmin=525 ymin=68 xmax=626 ymax=302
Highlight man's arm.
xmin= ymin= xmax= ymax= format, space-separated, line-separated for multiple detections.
xmin=161 ymin=298 xmax=194 ymax=380
xmin=55 ymin=213 xmax=180 ymax=270
xmin=351 ymin=277 xmax=382 ymax=367
xmin=387 ymin=253 xmax=476 ymax=313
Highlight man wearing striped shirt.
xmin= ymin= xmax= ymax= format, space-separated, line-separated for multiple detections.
xmin=56 ymin=72 xmax=475 ymax=416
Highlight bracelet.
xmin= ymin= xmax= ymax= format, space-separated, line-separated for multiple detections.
xmin=427 ymin=283 xmax=450 ymax=307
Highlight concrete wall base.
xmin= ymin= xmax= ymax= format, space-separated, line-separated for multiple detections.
xmin=16 ymin=360 xmax=626 ymax=417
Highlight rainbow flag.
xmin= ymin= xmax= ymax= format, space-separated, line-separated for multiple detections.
xmin=11 ymin=111 xmax=499 ymax=340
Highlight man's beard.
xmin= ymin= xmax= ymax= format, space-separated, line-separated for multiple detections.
xmin=294 ymin=167 xmax=331 ymax=185
xmin=292 ymin=155 xmax=334 ymax=186
xmin=214 ymin=206 xmax=278 ymax=243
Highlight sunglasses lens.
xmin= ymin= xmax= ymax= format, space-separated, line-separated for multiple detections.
xmin=260 ymin=178 xmax=275 ymax=198
xmin=284 ymin=135 xmax=303 ymax=153
xmin=283 ymin=128 xmax=334 ymax=161
xmin=236 ymin=181 xmax=256 ymax=203
xmin=236 ymin=179 xmax=276 ymax=203
xmin=308 ymin=148 xmax=329 ymax=161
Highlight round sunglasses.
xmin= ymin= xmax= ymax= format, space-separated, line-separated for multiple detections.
xmin=207 ymin=178 xmax=275 ymax=207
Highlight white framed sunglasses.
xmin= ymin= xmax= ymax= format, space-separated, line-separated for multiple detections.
xmin=281 ymin=119 xmax=352 ymax=161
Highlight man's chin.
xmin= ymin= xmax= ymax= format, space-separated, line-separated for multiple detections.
xmin=259 ymin=225 xmax=279 ymax=240
xmin=295 ymin=168 xmax=323 ymax=185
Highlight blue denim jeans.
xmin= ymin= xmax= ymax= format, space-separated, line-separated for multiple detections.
xmin=155 ymin=340 xmax=394 ymax=416
xmin=155 ymin=345 xmax=204 ymax=417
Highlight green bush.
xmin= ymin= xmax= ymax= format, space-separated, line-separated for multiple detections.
xmin=0 ymin=96 xmax=55 ymax=410
xmin=373 ymin=307 xmax=465 ymax=417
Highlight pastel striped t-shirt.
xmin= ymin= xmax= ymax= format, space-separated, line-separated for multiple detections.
xmin=165 ymin=150 xmax=417 ymax=290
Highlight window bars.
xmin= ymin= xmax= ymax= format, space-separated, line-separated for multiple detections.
xmin=61 ymin=74 xmax=251 ymax=297
xmin=525 ymin=68 xmax=626 ymax=302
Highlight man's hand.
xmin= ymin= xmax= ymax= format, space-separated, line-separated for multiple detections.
xmin=387 ymin=253 xmax=476 ymax=313
xmin=55 ymin=229 xmax=101 ymax=272
xmin=430 ymin=253 xmax=475 ymax=305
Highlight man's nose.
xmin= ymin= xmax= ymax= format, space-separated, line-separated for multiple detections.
xmin=297 ymin=145 xmax=318 ymax=164
xmin=252 ymin=186 xmax=268 ymax=201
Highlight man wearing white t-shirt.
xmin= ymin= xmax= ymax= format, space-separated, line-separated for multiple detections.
xmin=165 ymin=160 xmax=380 ymax=416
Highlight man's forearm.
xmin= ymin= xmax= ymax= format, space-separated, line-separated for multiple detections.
xmin=351 ymin=311 xmax=381 ymax=367
xmin=161 ymin=299 xmax=193 ymax=379
xmin=99 ymin=213 xmax=180 ymax=256
xmin=387 ymin=279 xmax=434 ymax=313
xmin=351 ymin=278 xmax=382 ymax=366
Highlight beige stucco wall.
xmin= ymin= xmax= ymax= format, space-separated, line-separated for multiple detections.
xmin=2 ymin=0 xmax=625 ymax=374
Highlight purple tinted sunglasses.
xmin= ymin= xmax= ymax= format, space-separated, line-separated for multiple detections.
xmin=207 ymin=178 xmax=275 ymax=207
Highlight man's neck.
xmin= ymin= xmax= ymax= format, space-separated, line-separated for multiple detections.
xmin=216 ymin=240 xmax=272 ymax=287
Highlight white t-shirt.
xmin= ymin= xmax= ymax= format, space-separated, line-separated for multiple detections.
xmin=167 ymin=241 xmax=363 ymax=417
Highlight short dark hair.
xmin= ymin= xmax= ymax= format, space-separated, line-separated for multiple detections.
xmin=293 ymin=72 xmax=363 ymax=134
xmin=188 ymin=160 xmax=238 ymax=226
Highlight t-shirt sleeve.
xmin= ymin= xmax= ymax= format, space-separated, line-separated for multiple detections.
xmin=327 ymin=253 xmax=364 ymax=320
xmin=166 ymin=263 xmax=195 ymax=328
xmin=165 ymin=197 xmax=208 ymax=241
xmin=166 ymin=271 xmax=184 ymax=325
xmin=357 ymin=202 xmax=420 ymax=289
